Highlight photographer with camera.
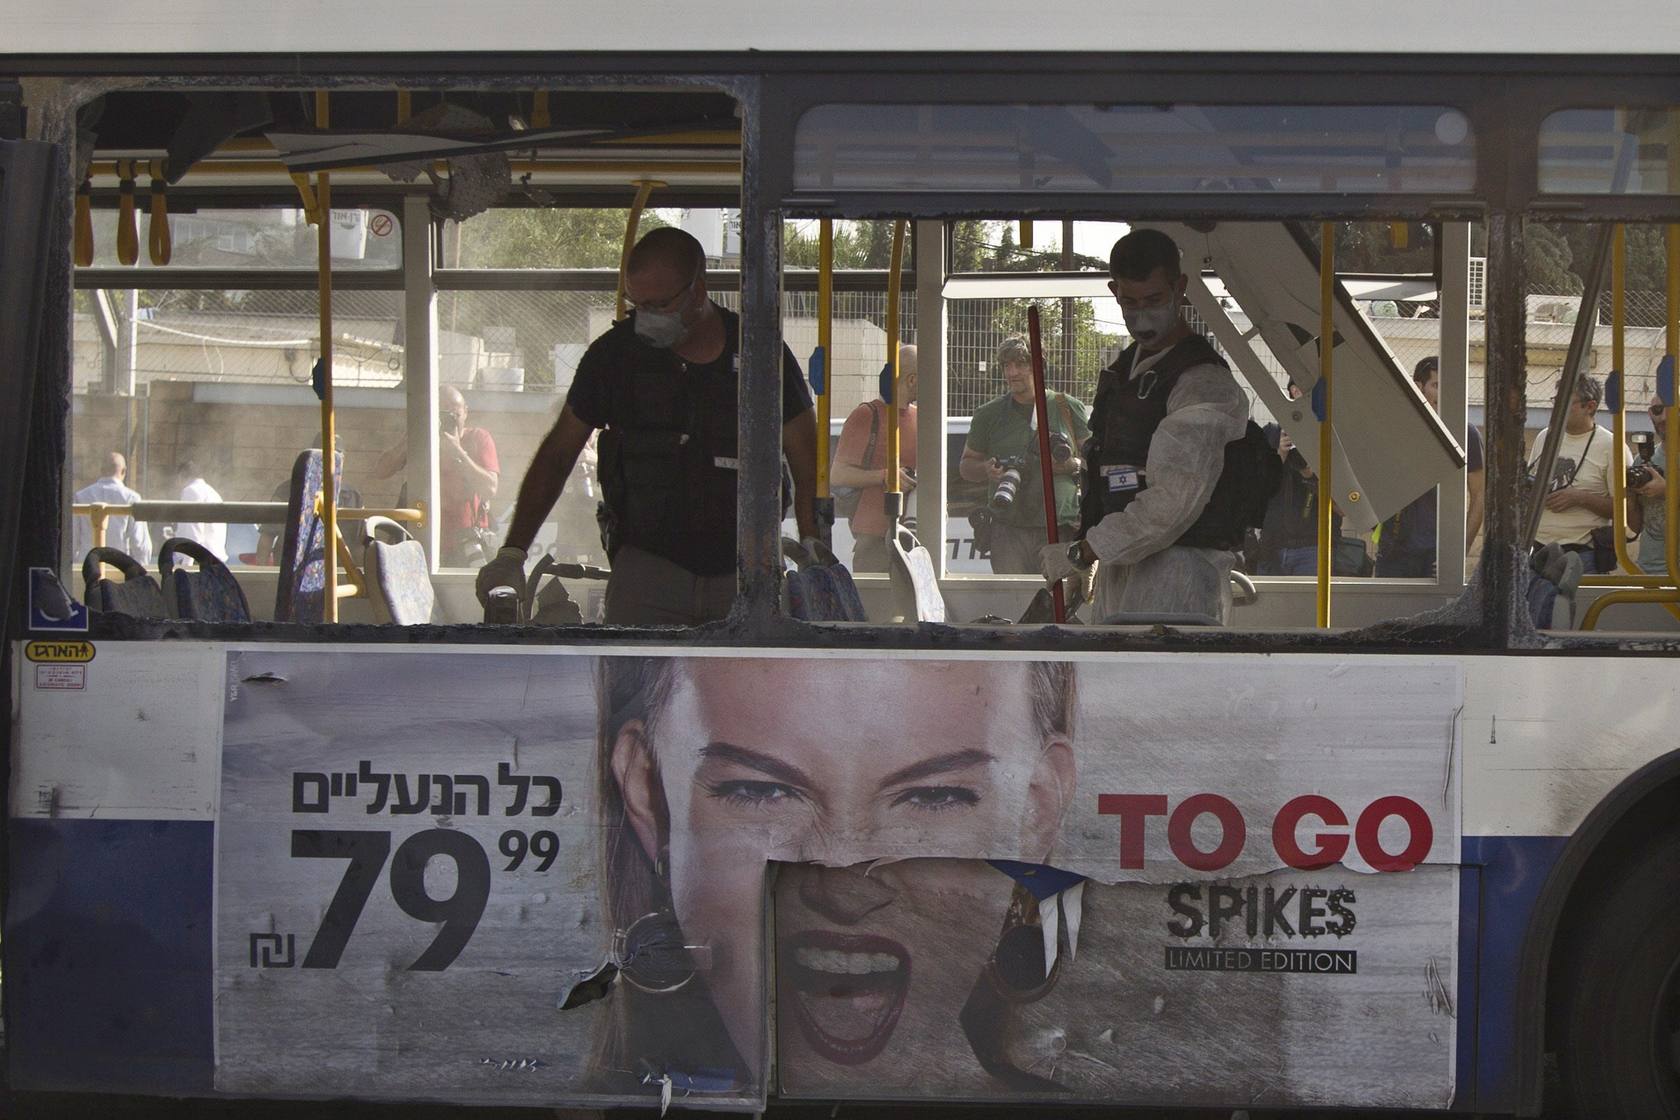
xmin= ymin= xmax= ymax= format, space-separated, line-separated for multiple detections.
xmin=1627 ymin=398 xmax=1669 ymax=574
xmin=1529 ymin=375 xmax=1615 ymax=566
xmin=374 ymin=384 xmax=500 ymax=566
xmin=959 ymin=336 xmax=1090 ymax=574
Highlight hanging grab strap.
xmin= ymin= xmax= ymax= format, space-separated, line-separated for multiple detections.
xmin=73 ymin=177 xmax=94 ymax=266
xmin=115 ymin=159 xmax=139 ymax=266
xmin=147 ymin=159 xmax=172 ymax=266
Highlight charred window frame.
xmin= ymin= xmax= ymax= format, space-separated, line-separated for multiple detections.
xmin=13 ymin=55 xmax=1680 ymax=652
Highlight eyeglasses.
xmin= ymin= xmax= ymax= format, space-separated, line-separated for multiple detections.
xmin=627 ymin=274 xmax=698 ymax=315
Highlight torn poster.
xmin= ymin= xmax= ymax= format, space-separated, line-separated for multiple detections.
xmin=213 ymin=648 xmax=1459 ymax=1111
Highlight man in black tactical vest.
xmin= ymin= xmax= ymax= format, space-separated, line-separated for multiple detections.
xmin=1037 ymin=229 xmax=1251 ymax=623
xmin=476 ymin=227 xmax=819 ymax=624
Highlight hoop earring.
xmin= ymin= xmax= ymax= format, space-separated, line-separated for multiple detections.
xmin=616 ymin=847 xmax=709 ymax=994
xmin=614 ymin=911 xmax=700 ymax=994
xmin=982 ymin=883 xmax=1062 ymax=1004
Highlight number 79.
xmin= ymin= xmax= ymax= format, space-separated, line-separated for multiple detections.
xmin=291 ymin=829 xmax=490 ymax=971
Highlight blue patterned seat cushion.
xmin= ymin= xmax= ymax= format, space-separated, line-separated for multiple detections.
xmin=786 ymin=565 xmax=867 ymax=622
xmin=276 ymin=449 xmax=342 ymax=623
xmin=367 ymin=539 xmax=435 ymax=625
xmin=160 ymin=538 xmax=252 ymax=623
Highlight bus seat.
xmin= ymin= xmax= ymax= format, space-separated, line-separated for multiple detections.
xmin=275 ymin=448 xmax=342 ymax=624
xmin=158 ymin=537 xmax=251 ymax=623
xmin=784 ymin=538 xmax=867 ymax=622
xmin=889 ymin=523 xmax=946 ymax=623
xmin=362 ymin=516 xmax=437 ymax=625
xmin=81 ymin=546 xmax=167 ymax=618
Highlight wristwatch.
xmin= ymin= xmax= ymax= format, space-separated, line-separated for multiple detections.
xmin=1067 ymin=540 xmax=1092 ymax=568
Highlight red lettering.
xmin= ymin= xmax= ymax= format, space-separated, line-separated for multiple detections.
xmin=1167 ymin=793 xmax=1245 ymax=871
xmin=1272 ymin=794 xmax=1350 ymax=870
xmin=1097 ymin=794 xmax=1168 ymax=869
xmin=1354 ymin=796 xmax=1433 ymax=872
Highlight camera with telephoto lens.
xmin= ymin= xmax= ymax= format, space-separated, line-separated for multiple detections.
xmin=1629 ymin=433 xmax=1656 ymax=490
xmin=1049 ymin=430 xmax=1074 ymax=463
xmin=990 ymin=455 xmax=1029 ymax=512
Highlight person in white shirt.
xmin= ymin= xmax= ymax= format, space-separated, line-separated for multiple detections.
xmin=1529 ymin=375 xmax=1615 ymax=567
xmin=174 ymin=459 xmax=228 ymax=561
xmin=72 ymin=451 xmax=152 ymax=564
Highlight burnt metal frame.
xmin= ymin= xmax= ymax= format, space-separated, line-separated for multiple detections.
xmin=12 ymin=55 xmax=1680 ymax=660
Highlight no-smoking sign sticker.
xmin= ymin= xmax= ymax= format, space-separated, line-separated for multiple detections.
xmin=369 ymin=213 xmax=393 ymax=237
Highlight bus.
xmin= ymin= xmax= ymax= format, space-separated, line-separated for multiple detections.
xmin=5 ymin=5 xmax=1680 ymax=1115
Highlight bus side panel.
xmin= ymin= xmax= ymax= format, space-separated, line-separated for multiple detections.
xmin=5 ymin=818 xmax=214 ymax=1092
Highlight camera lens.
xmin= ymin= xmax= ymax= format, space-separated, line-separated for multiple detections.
xmin=990 ymin=466 xmax=1023 ymax=511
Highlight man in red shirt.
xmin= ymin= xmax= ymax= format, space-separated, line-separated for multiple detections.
xmin=375 ymin=384 xmax=500 ymax=565
xmin=831 ymin=344 xmax=917 ymax=572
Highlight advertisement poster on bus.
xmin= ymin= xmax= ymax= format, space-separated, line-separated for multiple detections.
xmin=213 ymin=648 xmax=1460 ymax=1111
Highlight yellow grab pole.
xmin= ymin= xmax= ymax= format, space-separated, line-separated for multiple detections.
xmin=816 ymin=219 xmax=834 ymax=501
xmin=615 ymin=179 xmax=663 ymax=321
xmin=883 ymin=220 xmax=907 ymax=515
xmin=1316 ymin=222 xmax=1334 ymax=628
xmin=315 ymin=90 xmax=339 ymax=622
xmin=1610 ymin=225 xmax=1636 ymax=573
xmin=1584 ymin=220 xmax=1680 ymax=627
xmin=1581 ymin=228 xmax=1680 ymax=596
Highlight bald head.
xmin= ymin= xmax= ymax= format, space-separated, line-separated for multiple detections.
xmin=897 ymin=343 xmax=918 ymax=404
xmin=103 ymin=451 xmax=126 ymax=480
xmin=626 ymin=227 xmax=705 ymax=281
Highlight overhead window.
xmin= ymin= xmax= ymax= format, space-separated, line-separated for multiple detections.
xmin=793 ymin=104 xmax=1475 ymax=195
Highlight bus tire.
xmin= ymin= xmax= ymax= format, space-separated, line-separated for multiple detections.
xmin=1555 ymin=825 xmax=1680 ymax=1118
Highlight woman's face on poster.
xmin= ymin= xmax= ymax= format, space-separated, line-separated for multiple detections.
xmin=611 ymin=658 xmax=1075 ymax=1075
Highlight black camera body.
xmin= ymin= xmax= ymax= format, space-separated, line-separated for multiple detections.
xmin=990 ymin=455 xmax=1030 ymax=512
xmin=1628 ymin=433 xmax=1656 ymax=491
xmin=1049 ymin=430 xmax=1074 ymax=463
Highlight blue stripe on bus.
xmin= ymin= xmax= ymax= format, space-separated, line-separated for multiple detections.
xmin=4 ymin=818 xmax=214 ymax=1094
xmin=0 ymin=818 xmax=1574 ymax=1107
xmin=1459 ymin=833 xmax=1569 ymax=1113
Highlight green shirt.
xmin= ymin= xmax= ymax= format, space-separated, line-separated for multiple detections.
xmin=964 ymin=392 xmax=1091 ymax=527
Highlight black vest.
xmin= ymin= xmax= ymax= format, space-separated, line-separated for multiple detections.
xmin=596 ymin=312 xmax=743 ymax=575
xmin=1080 ymin=335 xmax=1249 ymax=551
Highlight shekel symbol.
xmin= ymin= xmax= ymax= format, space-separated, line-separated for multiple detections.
xmin=249 ymin=932 xmax=297 ymax=968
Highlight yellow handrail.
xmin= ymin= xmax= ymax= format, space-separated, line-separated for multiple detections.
xmin=315 ymin=90 xmax=340 ymax=622
xmin=72 ymin=503 xmax=424 ymax=554
xmin=1316 ymin=222 xmax=1335 ymax=628
xmin=883 ymin=220 xmax=907 ymax=516
xmin=1583 ymin=218 xmax=1680 ymax=627
xmin=615 ymin=179 xmax=663 ymax=321
xmin=1608 ymin=224 xmax=1637 ymax=575
xmin=815 ymin=219 xmax=833 ymax=504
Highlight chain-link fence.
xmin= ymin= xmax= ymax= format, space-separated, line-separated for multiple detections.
xmin=75 ymin=289 xmax=405 ymax=391
xmin=1522 ymin=285 xmax=1674 ymax=412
